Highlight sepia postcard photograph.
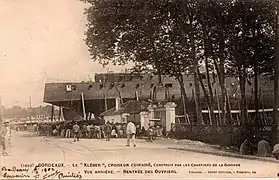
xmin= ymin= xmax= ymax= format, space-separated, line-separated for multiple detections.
xmin=0 ymin=0 xmax=279 ymax=179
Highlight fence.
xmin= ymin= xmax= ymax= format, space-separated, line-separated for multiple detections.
xmin=170 ymin=123 xmax=272 ymax=146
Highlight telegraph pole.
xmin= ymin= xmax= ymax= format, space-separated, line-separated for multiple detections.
xmin=29 ymin=96 xmax=32 ymax=121
xmin=29 ymin=96 xmax=32 ymax=108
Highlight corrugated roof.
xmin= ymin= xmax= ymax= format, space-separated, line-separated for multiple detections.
xmin=100 ymin=100 xmax=149 ymax=116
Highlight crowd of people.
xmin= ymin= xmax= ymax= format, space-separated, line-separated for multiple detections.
xmin=12 ymin=120 xmax=166 ymax=149
xmin=23 ymin=120 xmax=165 ymax=143
xmin=13 ymin=120 xmax=279 ymax=159
xmin=32 ymin=120 xmax=166 ymax=147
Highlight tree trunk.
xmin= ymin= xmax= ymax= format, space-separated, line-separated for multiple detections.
xmin=219 ymin=52 xmax=227 ymax=125
xmin=240 ymin=17 xmax=249 ymax=131
xmin=177 ymin=74 xmax=189 ymax=124
xmin=272 ymin=8 xmax=279 ymax=146
xmin=213 ymin=57 xmax=228 ymax=124
xmin=198 ymin=69 xmax=215 ymax=129
xmin=193 ymin=70 xmax=203 ymax=123
xmin=212 ymin=30 xmax=227 ymax=126
xmin=178 ymin=75 xmax=188 ymax=102
xmin=204 ymin=39 xmax=217 ymax=129
xmin=225 ymin=88 xmax=233 ymax=125
xmin=189 ymin=22 xmax=203 ymax=125
xmin=252 ymin=22 xmax=260 ymax=131
xmin=254 ymin=58 xmax=260 ymax=128
xmin=239 ymin=66 xmax=248 ymax=126
xmin=158 ymin=72 xmax=162 ymax=85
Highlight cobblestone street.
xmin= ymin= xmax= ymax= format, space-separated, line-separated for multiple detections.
xmin=0 ymin=131 xmax=278 ymax=179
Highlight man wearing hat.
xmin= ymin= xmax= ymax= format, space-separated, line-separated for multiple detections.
xmin=257 ymin=136 xmax=271 ymax=157
xmin=126 ymin=120 xmax=136 ymax=147
xmin=272 ymin=144 xmax=279 ymax=160
xmin=4 ymin=121 xmax=11 ymax=148
xmin=0 ymin=123 xmax=8 ymax=156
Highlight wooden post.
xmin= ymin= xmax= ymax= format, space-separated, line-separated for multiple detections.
xmin=51 ymin=105 xmax=54 ymax=121
xmin=58 ymin=106 xmax=61 ymax=121
xmin=81 ymin=93 xmax=86 ymax=121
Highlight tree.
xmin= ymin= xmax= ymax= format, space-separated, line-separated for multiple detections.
xmin=273 ymin=2 xmax=279 ymax=145
xmin=82 ymin=0 xmax=277 ymax=137
xmin=221 ymin=0 xmax=276 ymax=137
xmin=201 ymin=0 xmax=232 ymax=126
xmin=82 ymin=0 xmax=202 ymax=123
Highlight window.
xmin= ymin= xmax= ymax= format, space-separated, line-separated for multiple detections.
xmin=165 ymin=83 xmax=173 ymax=88
xmin=72 ymin=85 xmax=76 ymax=90
xmin=66 ymin=84 xmax=76 ymax=91
xmin=66 ymin=85 xmax=72 ymax=92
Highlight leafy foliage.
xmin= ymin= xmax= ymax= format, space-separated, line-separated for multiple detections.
xmin=82 ymin=0 xmax=277 ymax=125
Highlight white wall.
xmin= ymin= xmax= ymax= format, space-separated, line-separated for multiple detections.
xmin=103 ymin=115 xmax=122 ymax=124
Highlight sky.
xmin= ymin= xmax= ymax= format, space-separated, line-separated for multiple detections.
xmin=0 ymin=0 xmax=129 ymax=108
